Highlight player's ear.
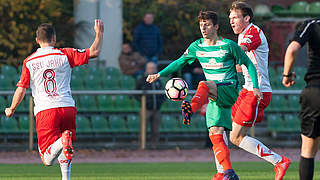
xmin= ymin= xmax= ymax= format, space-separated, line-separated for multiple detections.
xmin=244 ymin=15 xmax=250 ymax=23
xmin=35 ymin=38 xmax=39 ymax=44
xmin=214 ymin=24 xmax=219 ymax=30
xmin=52 ymin=35 xmax=56 ymax=43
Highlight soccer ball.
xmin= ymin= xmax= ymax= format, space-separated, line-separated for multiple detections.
xmin=165 ymin=78 xmax=188 ymax=101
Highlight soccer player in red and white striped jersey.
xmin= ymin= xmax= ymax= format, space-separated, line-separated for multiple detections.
xmin=5 ymin=19 xmax=104 ymax=180
xmin=212 ymin=2 xmax=290 ymax=180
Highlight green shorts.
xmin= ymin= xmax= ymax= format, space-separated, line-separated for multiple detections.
xmin=206 ymin=82 xmax=238 ymax=131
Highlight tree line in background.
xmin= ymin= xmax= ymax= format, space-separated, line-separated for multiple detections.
xmin=0 ymin=0 xmax=270 ymax=65
xmin=0 ymin=0 xmax=74 ymax=66
xmin=123 ymin=0 xmax=237 ymax=60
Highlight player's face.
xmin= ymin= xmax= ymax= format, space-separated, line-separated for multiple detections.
xmin=229 ymin=9 xmax=249 ymax=34
xmin=199 ymin=19 xmax=218 ymax=40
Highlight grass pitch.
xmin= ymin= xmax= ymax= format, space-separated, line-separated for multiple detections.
xmin=0 ymin=161 xmax=319 ymax=180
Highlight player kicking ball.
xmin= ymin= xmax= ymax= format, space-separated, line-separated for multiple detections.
xmin=5 ymin=20 xmax=104 ymax=180
xmin=182 ymin=2 xmax=291 ymax=180
xmin=147 ymin=11 xmax=262 ymax=180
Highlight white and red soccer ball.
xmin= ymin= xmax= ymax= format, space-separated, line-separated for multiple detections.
xmin=165 ymin=78 xmax=188 ymax=101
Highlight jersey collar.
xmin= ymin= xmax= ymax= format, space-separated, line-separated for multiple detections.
xmin=200 ymin=36 xmax=223 ymax=47
xmin=240 ymin=23 xmax=253 ymax=36
xmin=37 ymin=46 xmax=54 ymax=51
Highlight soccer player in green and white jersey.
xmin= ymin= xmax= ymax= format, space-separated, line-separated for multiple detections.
xmin=147 ymin=11 xmax=262 ymax=180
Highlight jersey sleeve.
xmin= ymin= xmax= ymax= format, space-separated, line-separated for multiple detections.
xmin=61 ymin=48 xmax=90 ymax=68
xmin=239 ymin=27 xmax=261 ymax=51
xmin=229 ymin=41 xmax=259 ymax=89
xmin=292 ymin=20 xmax=312 ymax=47
xmin=159 ymin=43 xmax=197 ymax=77
xmin=16 ymin=61 xmax=30 ymax=89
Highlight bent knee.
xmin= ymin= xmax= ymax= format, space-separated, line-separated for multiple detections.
xmin=209 ymin=126 xmax=224 ymax=136
xmin=229 ymin=132 xmax=243 ymax=146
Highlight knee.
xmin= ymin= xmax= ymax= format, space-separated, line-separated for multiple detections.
xmin=229 ymin=132 xmax=242 ymax=146
xmin=40 ymin=157 xmax=52 ymax=166
xmin=209 ymin=126 xmax=224 ymax=136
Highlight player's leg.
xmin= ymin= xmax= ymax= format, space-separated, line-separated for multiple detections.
xmin=231 ymin=90 xmax=290 ymax=180
xmin=181 ymin=81 xmax=217 ymax=124
xmin=60 ymin=107 xmax=77 ymax=160
xmin=36 ymin=108 xmax=64 ymax=166
xmin=41 ymin=138 xmax=63 ymax=166
xmin=58 ymin=107 xmax=77 ymax=180
xmin=58 ymin=150 xmax=72 ymax=180
xmin=206 ymin=98 xmax=238 ymax=180
xmin=212 ymin=131 xmax=228 ymax=180
xmin=230 ymin=123 xmax=283 ymax=165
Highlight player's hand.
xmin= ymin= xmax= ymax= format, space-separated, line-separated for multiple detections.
xmin=5 ymin=107 xmax=15 ymax=118
xmin=94 ymin=19 xmax=104 ymax=34
xmin=282 ymin=72 xmax=296 ymax=87
xmin=146 ymin=73 xmax=160 ymax=83
xmin=253 ymin=88 xmax=263 ymax=101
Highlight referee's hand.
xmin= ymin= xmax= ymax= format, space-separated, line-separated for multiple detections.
xmin=282 ymin=72 xmax=296 ymax=87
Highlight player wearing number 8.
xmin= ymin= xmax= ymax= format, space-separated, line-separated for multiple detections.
xmin=5 ymin=20 xmax=104 ymax=180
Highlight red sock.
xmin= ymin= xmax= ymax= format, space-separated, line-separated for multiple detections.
xmin=191 ymin=81 xmax=210 ymax=113
xmin=210 ymin=134 xmax=233 ymax=171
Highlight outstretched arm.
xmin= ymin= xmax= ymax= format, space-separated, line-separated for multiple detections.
xmin=5 ymin=87 xmax=26 ymax=117
xmin=282 ymin=41 xmax=301 ymax=87
xmin=89 ymin=19 xmax=104 ymax=58
xmin=146 ymin=57 xmax=189 ymax=83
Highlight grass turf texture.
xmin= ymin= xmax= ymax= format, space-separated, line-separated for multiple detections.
xmin=0 ymin=162 xmax=319 ymax=180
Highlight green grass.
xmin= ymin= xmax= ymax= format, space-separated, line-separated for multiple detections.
xmin=0 ymin=161 xmax=319 ymax=180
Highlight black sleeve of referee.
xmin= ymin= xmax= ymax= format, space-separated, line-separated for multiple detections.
xmin=292 ymin=20 xmax=312 ymax=47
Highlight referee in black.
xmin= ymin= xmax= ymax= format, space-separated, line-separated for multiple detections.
xmin=282 ymin=18 xmax=320 ymax=180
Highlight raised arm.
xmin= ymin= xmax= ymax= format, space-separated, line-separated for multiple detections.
xmin=5 ymin=87 xmax=26 ymax=117
xmin=89 ymin=19 xmax=104 ymax=58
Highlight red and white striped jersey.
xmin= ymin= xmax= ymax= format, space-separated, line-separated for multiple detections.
xmin=17 ymin=47 xmax=90 ymax=115
xmin=238 ymin=23 xmax=272 ymax=92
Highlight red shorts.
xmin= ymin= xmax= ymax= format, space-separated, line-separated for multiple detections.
xmin=36 ymin=107 xmax=77 ymax=155
xmin=231 ymin=89 xmax=272 ymax=127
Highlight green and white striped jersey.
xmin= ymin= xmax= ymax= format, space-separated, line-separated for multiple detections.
xmin=159 ymin=37 xmax=258 ymax=88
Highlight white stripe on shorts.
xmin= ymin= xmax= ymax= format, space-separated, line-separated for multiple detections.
xmin=251 ymin=101 xmax=260 ymax=127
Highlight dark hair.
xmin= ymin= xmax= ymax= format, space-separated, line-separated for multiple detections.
xmin=230 ymin=1 xmax=254 ymax=23
xmin=198 ymin=11 xmax=219 ymax=25
xmin=36 ymin=23 xmax=56 ymax=43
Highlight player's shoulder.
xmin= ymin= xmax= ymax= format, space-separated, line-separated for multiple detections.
xmin=221 ymin=37 xmax=237 ymax=46
xmin=24 ymin=51 xmax=37 ymax=63
xmin=188 ymin=38 xmax=203 ymax=49
xmin=246 ymin=24 xmax=262 ymax=35
xmin=60 ymin=48 xmax=87 ymax=54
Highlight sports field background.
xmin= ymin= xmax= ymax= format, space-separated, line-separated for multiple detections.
xmin=0 ymin=161 xmax=319 ymax=180
xmin=0 ymin=148 xmax=319 ymax=179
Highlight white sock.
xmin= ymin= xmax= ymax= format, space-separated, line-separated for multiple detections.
xmin=239 ymin=136 xmax=282 ymax=165
xmin=43 ymin=138 xmax=63 ymax=165
xmin=214 ymin=131 xmax=228 ymax=173
xmin=58 ymin=152 xmax=72 ymax=180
